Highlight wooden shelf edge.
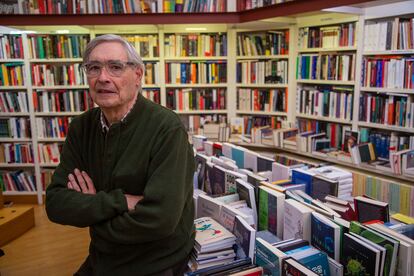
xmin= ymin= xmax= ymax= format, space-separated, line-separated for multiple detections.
xmin=0 ymin=0 xmax=376 ymax=25
xmin=0 ymin=12 xmax=240 ymax=25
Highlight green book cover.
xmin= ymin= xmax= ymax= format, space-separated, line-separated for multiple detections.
xmin=258 ymin=188 xmax=269 ymax=231
xmin=349 ymin=221 xmax=399 ymax=276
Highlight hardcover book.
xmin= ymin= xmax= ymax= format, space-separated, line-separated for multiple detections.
xmin=341 ymin=233 xmax=381 ymax=276
xmin=354 ymin=196 xmax=390 ymax=223
xmin=311 ymin=212 xmax=342 ymax=261
xmin=281 ymin=257 xmax=318 ymax=276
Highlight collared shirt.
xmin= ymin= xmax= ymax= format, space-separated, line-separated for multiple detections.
xmin=100 ymin=95 xmax=139 ymax=133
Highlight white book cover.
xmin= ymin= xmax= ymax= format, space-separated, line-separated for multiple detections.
xmin=283 ymin=199 xmax=313 ymax=241
xmin=197 ymin=194 xmax=223 ymax=221
xmin=194 ymin=217 xmax=236 ymax=253
xmin=234 ymin=215 xmax=256 ymax=260
xmin=244 ymin=150 xmax=259 ymax=173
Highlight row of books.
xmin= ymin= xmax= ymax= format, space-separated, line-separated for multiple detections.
xmin=236 ymin=30 xmax=289 ymax=56
xmin=364 ymin=17 xmax=414 ymax=51
xmin=0 ymin=143 xmax=34 ymax=164
xmin=141 ymin=89 xmax=160 ymax=104
xmin=0 ymin=63 xmax=25 ymax=86
xmin=163 ymin=0 xmax=229 ymax=13
xmin=298 ymin=23 xmax=356 ymax=49
xmin=237 ymin=88 xmax=287 ymax=113
xmin=35 ymin=116 xmax=73 ymax=138
xmin=31 ymin=63 xmax=86 ymax=86
xmin=0 ymin=167 xmax=55 ymax=191
xmin=164 ymin=33 xmax=227 ymax=57
xmin=166 ymin=88 xmax=226 ymax=111
xmin=10 ymin=0 xmax=160 ymax=14
xmin=37 ymin=143 xmax=62 ymax=164
xmin=120 ymin=34 xmax=159 ymax=58
xmin=28 ymin=34 xmax=89 ymax=59
xmin=297 ymin=86 xmax=354 ymax=121
xmin=297 ymin=53 xmax=356 ymax=82
xmin=165 ymin=61 xmax=227 ymax=84
xmin=2 ymin=0 xmax=240 ymax=15
xmin=0 ymin=91 xmax=29 ymax=113
xmin=361 ymin=56 xmax=414 ymax=89
xmin=0 ymin=34 xmax=24 ymax=59
xmin=0 ymin=117 xmax=31 ymax=138
xmin=359 ymin=92 xmax=414 ymax=128
xmin=353 ymin=172 xmax=414 ymax=217
xmin=0 ymin=170 xmax=36 ymax=192
xmin=32 ymin=90 xmax=94 ymax=113
xmin=180 ymin=114 xmax=227 ymax=134
xmin=237 ymin=0 xmax=289 ymax=11
xmin=296 ymin=120 xmax=345 ymax=150
xmin=40 ymin=168 xmax=54 ymax=190
xmin=236 ymin=59 xmax=288 ymax=84
xmin=143 ymin=62 xmax=160 ymax=85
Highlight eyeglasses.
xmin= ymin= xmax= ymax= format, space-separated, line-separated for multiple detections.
xmin=81 ymin=61 xmax=137 ymax=77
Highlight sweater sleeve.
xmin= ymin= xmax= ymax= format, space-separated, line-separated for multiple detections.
xmin=90 ymin=126 xmax=195 ymax=244
xmin=45 ymin=119 xmax=129 ymax=227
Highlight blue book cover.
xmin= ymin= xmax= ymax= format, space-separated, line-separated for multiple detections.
xmin=231 ymin=147 xmax=244 ymax=169
xmin=255 ymin=238 xmax=285 ymax=276
xmin=298 ymin=251 xmax=330 ymax=276
xmin=291 ymin=169 xmax=313 ymax=194
xmin=311 ymin=213 xmax=341 ymax=261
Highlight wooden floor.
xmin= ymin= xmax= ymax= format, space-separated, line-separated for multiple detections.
xmin=0 ymin=204 xmax=90 ymax=276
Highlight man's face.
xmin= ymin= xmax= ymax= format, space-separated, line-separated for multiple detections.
xmin=86 ymin=42 xmax=143 ymax=112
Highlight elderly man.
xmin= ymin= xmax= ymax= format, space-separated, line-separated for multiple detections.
xmin=46 ymin=34 xmax=195 ymax=276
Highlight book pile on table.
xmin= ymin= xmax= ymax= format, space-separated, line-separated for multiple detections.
xmin=189 ymin=217 xmax=237 ymax=271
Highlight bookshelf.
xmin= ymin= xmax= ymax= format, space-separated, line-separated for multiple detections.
xmin=1 ymin=2 xmax=414 ymax=205
xmin=356 ymin=7 xmax=414 ymax=151
xmin=295 ymin=13 xmax=359 ymax=152
xmin=235 ymin=27 xmax=291 ymax=134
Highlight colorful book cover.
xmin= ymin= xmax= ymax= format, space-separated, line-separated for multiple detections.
xmin=341 ymin=233 xmax=381 ymax=276
xmin=311 ymin=212 xmax=342 ymax=261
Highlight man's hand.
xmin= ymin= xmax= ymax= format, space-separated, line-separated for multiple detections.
xmin=67 ymin=169 xmax=96 ymax=194
xmin=125 ymin=194 xmax=143 ymax=211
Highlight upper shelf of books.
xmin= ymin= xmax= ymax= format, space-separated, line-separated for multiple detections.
xmin=0 ymin=0 xmax=399 ymax=25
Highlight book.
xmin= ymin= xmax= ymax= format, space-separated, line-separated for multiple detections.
xmin=255 ymin=237 xmax=287 ymax=276
xmin=349 ymin=221 xmax=399 ymax=276
xmin=258 ymin=186 xmax=285 ymax=239
xmin=354 ymin=196 xmax=390 ymax=223
xmin=311 ymin=212 xmax=342 ymax=261
xmin=281 ymin=257 xmax=318 ymax=276
xmin=341 ymin=233 xmax=381 ymax=276
xmin=310 ymin=174 xmax=339 ymax=201
xmin=194 ymin=217 xmax=236 ymax=253
xmin=234 ymin=215 xmax=256 ymax=260
xmin=368 ymin=223 xmax=413 ymax=276
xmin=236 ymin=179 xmax=258 ymax=227
xmin=283 ymin=199 xmax=313 ymax=241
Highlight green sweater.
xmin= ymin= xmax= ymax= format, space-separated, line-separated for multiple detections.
xmin=46 ymin=93 xmax=195 ymax=275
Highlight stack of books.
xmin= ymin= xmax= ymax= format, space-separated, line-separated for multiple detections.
xmin=190 ymin=217 xmax=237 ymax=271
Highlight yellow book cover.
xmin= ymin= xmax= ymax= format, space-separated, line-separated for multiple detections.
xmin=399 ymin=185 xmax=411 ymax=216
xmin=1 ymin=64 xmax=9 ymax=86
xmin=391 ymin=213 xmax=414 ymax=224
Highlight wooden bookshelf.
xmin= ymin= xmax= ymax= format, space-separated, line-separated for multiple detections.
xmin=234 ymin=141 xmax=414 ymax=185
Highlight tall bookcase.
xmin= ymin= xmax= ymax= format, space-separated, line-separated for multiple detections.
xmin=234 ymin=26 xmax=291 ymax=134
xmin=295 ymin=13 xmax=359 ymax=153
xmin=356 ymin=5 xmax=414 ymax=165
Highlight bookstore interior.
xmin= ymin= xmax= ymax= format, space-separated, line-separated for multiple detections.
xmin=0 ymin=0 xmax=414 ymax=275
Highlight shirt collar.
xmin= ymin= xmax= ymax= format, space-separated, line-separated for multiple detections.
xmin=100 ymin=94 xmax=139 ymax=133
